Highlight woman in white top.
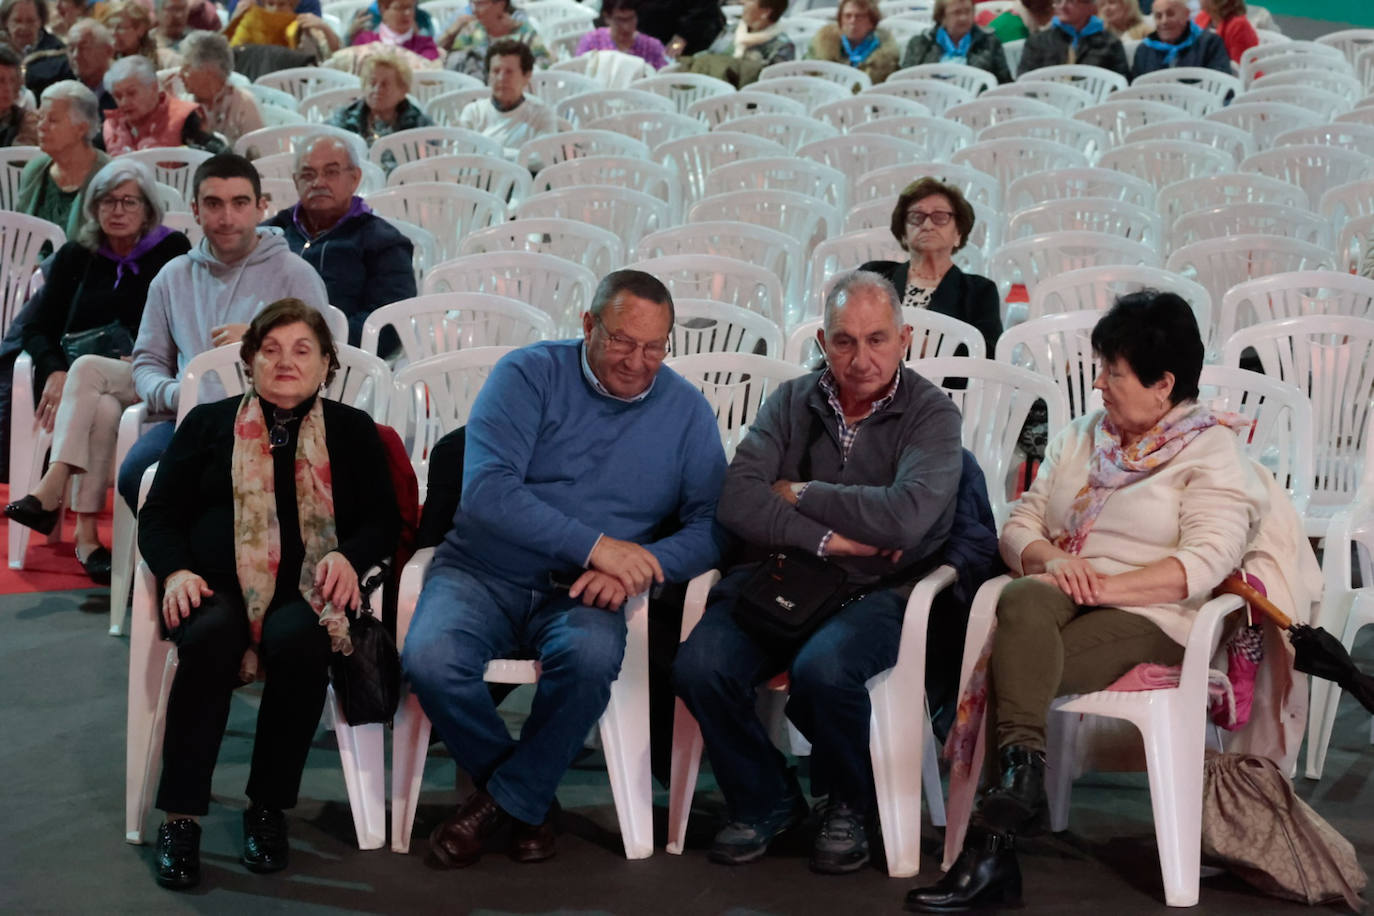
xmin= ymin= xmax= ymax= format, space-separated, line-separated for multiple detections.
xmin=907 ymin=291 xmax=1267 ymax=913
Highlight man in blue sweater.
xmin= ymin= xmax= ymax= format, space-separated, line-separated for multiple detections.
xmin=403 ymin=269 xmax=728 ymax=867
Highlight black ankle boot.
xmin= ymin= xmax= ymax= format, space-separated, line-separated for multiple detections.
xmin=904 ymin=829 xmax=1021 ymax=912
xmin=979 ymin=744 xmax=1047 ymax=834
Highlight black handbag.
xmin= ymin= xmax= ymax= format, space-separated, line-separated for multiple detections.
xmin=328 ymin=567 xmax=400 ymax=726
xmin=59 ymin=321 xmax=134 ymax=364
xmin=732 ymin=549 xmax=859 ymax=647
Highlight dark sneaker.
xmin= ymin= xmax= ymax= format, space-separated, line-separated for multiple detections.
xmin=810 ymin=799 xmax=870 ymax=875
xmin=707 ymin=786 xmax=808 ymax=865
xmin=241 ymin=805 xmax=289 ymax=873
xmin=155 ymin=818 xmax=201 ymax=890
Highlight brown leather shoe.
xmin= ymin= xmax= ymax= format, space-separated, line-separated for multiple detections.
xmin=428 ymin=790 xmax=511 ymax=868
xmin=509 ymin=816 xmax=556 ymax=863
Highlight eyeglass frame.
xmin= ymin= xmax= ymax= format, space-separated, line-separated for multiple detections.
xmin=904 ymin=209 xmax=956 ymax=228
xmin=594 ymin=316 xmax=671 ymax=361
xmin=98 ymin=194 xmax=146 ymax=213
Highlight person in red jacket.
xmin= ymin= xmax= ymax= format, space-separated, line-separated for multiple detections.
xmin=1197 ymin=0 xmax=1256 ymax=63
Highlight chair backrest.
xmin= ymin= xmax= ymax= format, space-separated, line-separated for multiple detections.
xmin=528 ymin=70 xmax=601 ymax=107
xmin=297 ymin=86 xmax=365 ymax=122
xmin=797 ymin=134 xmax=923 ymax=200
xmin=247 ymin=82 xmax=299 ymax=112
xmin=686 ymin=90 xmax=807 ymax=127
xmin=161 ymin=211 xmax=202 ymax=247
xmin=1073 ymin=98 xmax=1188 ymax=146
xmin=531 ymin=154 xmax=681 ymax=220
xmin=983 ymin=79 xmax=1095 ymax=114
xmin=1239 ymin=145 xmax=1374 ymax=212
xmin=671 ymin=298 xmax=786 ymax=359
xmin=1204 ymin=100 xmax=1325 ymax=148
xmin=628 ymin=72 xmax=736 ymax=115
xmin=1005 ymin=166 xmax=1156 ymax=211
xmin=813 ymin=95 xmax=933 ymax=132
xmin=518 ymin=129 xmax=651 ymax=170
xmin=1231 ymin=85 xmax=1350 ymax=121
xmin=1028 ymin=263 xmax=1212 ymax=330
xmin=945 ymin=96 xmax=1061 ymax=133
xmin=1315 ymin=28 xmax=1374 ymax=67
xmin=381 ymin=216 xmax=437 ymax=288
xmin=988 ymin=231 xmax=1160 ymax=316
xmin=1336 ymin=214 xmax=1374 ymax=275
xmin=1221 ymin=315 xmax=1374 ymax=510
xmin=889 ymin=62 xmax=998 ymax=97
xmin=420 ymin=251 xmax=597 ymax=336
xmin=232 ymin=123 xmax=369 ymax=161
xmin=0 ymin=211 xmax=66 ymax=334
xmin=120 ymin=148 xmax=213 ymax=202
xmin=461 ymin=218 xmax=624 ymax=277
xmin=1123 ymin=119 xmax=1255 ymax=165
xmin=625 ymin=253 xmax=786 ymax=327
xmin=1250 ymin=69 xmax=1363 ymax=104
xmin=368 ymin=126 xmax=504 ymax=170
xmin=516 ymin=185 xmax=670 ymax=248
xmin=908 ymin=356 xmax=1069 ymax=527
xmin=584 ymin=110 xmax=707 ymax=150
xmin=1240 ymin=39 xmax=1346 ymax=77
xmin=1098 ymin=138 xmax=1236 ymax=191
xmin=653 ymin=131 xmax=787 ymax=207
xmin=176 ymin=343 xmax=249 ymax=425
xmin=1319 ymin=177 xmax=1374 ymax=232
xmin=951 ymin=137 xmax=1088 ymax=196
xmin=254 ymin=66 xmax=360 ymax=103
xmin=760 ymin=59 xmax=873 ymax=92
xmin=1155 ymin=172 xmax=1309 ymax=231
xmin=714 ymin=113 xmax=839 ymax=154
xmin=664 ymin=352 xmax=807 ymax=460
xmin=787 ymin=307 xmax=986 ymax=368
xmin=863 ymin=78 xmax=976 ymax=115
xmin=329 ymin=344 xmax=392 ymax=423
xmin=800 ymin=227 xmax=905 ymax=320
xmin=687 ymin=189 xmax=839 ymax=262
xmin=364 ymin=183 xmax=506 ymax=262
xmin=1007 ymin=197 xmax=1162 ymax=252
xmin=387 ymin=153 xmax=532 ymax=210
xmin=555 ymin=88 xmax=676 ymax=128
xmin=1243 ymin=50 xmax=1354 ymax=85
xmin=1169 ymin=203 xmax=1332 ymax=255
xmin=750 ymin=74 xmax=853 ymax=109
xmin=1165 ymin=235 xmax=1335 ymax=332
xmin=1273 ymin=122 xmax=1374 ymax=154
xmin=1131 ymin=66 xmax=1242 ymax=104
xmin=408 ymin=69 xmax=483 ymax=105
xmin=1216 ymin=270 xmax=1374 ymax=352
xmin=849 ymin=114 xmax=974 ymax=161
xmin=635 ymin=221 xmax=803 ymax=313
xmin=423 ymin=88 xmax=489 ymax=127
xmin=391 ymin=347 xmax=515 ymax=492
xmin=994 ymin=310 xmax=1103 ymax=420
xmin=359 ymin=292 xmax=554 ymax=362
xmin=0 ymin=145 xmax=39 ymax=211
xmin=853 ymin=160 xmax=1001 ymax=212
xmin=1111 ymin=83 xmax=1223 ymax=117
xmin=1015 ymin=63 xmax=1127 ymax=103
xmin=703 ymin=157 xmax=848 ymax=212
xmin=978 ymin=116 xmax=1110 ymax=161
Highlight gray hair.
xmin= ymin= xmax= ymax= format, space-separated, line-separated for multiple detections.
xmin=39 ymin=79 xmax=100 ymax=141
xmin=292 ymin=132 xmax=364 ymax=173
xmin=104 ymin=52 xmax=157 ymax=92
xmin=67 ymin=17 xmax=113 ymax=47
xmin=823 ymin=269 xmax=902 ymax=334
xmin=77 ymin=158 xmax=166 ymax=249
xmin=179 ymin=29 xmax=233 ymax=76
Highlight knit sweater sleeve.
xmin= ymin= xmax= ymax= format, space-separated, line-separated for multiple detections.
xmin=459 ymin=350 xmax=604 ymax=569
xmin=1172 ymin=426 xmax=1266 ymax=601
xmin=640 ymin=386 xmax=728 ymax=582
xmin=999 ymin=414 xmax=1079 ymax=572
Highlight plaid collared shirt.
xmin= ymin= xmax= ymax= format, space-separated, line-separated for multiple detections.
xmin=803 ymin=369 xmax=902 ymax=555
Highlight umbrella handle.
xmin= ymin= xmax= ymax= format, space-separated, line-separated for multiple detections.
xmin=1214 ymin=574 xmax=1293 ymax=630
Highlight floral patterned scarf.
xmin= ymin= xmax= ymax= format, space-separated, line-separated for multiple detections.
xmin=231 ymin=390 xmax=351 ymax=682
xmin=1054 ymin=402 xmax=1251 ymax=556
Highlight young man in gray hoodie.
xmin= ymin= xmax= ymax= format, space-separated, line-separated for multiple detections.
xmin=117 ymin=153 xmax=329 ymax=509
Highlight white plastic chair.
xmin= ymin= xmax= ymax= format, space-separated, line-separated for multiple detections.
xmin=1243 ymin=51 xmax=1355 ymax=86
xmin=1015 ymin=63 xmax=1125 ymax=102
xmin=1239 ymin=40 xmax=1346 ymax=81
xmin=788 ymin=307 xmax=986 ymax=368
xmin=518 ymin=129 xmax=651 ymax=170
xmin=910 ymin=356 xmax=1068 ymax=526
xmin=1110 ymin=83 xmax=1222 ymax=117
xmin=1274 ymin=122 xmax=1374 ymax=156
xmin=1156 ymin=173 xmax=1309 ymax=233
xmin=760 ymin=58 xmax=873 ymax=92
xmin=528 ymin=70 xmax=600 ymax=107
xmin=120 ymin=148 xmax=213 ymax=204
xmin=983 ymin=79 xmax=1095 ymax=114
xmin=864 ymin=78 xmax=975 ymax=115
xmin=1222 ymin=315 xmax=1374 ymax=537
xmin=1005 ymin=166 xmax=1155 ymax=211
xmin=387 ymin=153 xmax=531 ymax=211
xmin=421 ymin=251 xmax=597 ymax=336
xmin=687 ymin=189 xmax=839 ymax=264
xmin=461 ymin=218 xmax=625 ymax=278
xmin=853 ymin=160 xmax=1001 ymax=212
xmin=686 ymin=90 xmax=807 ymax=127
xmin=1007 ymin=197 xmax=1161 ymax=251
xmin=629 ymin=72 xmax=735 ymax=115
xmin=1337 ymin=214 xmax=1374 ymax=275
xmin=653 ymin=131 xmax=787 ymax=207
xmin=1123 ymin=119 xmax=1255 ymax=165
xmin=625 ymin=254 xmax=786 ymax=328
xmin=0 ymin=145 xmax=39 ymax=211
xmin=422 ymin=88 xmax=489 ymax=128
xmin=390 ymin=547 xmax=654 ymax=857
xmin=714 ymin=113 xmax=838 ymax=154
xmin=584 ymin=110 xmax=707 ymax=150
xmin=1316 ymin=28 xmax=1374 ymax=67
xmin=363 ymin=183 xmax=505 ymax=262
xmin=849 ymin=115 xmax=973 ymax=160
xmin=1027 ymin=264 xmax=1212 ymax=335
xmin=1231 ymin=86 xmax=1350 ymax=121
xmin=1250 ymin=69 xmax=1363 ymax=105
xmin=671 ymin=299 xmax=786 ymax=359
xmin=1002 ymin=37 xmax=1025 ymax=74
xmin=1166 ymin=236 xmax=1334 ymax=337
xmin=125 ymin=560 xmax=388 ymax=850
xmin=1131 ymin=66 xmax=1242 ymax=104
xmin=232 ymin=123 xmax=369 ymax=160
xmin=1215 ymin=271 xmax=1374 ymax=356
xmin=358 ymin=292 xmax=553 ymax=364
xmin=990 ymin=231 xmax=1159 ymax=327
xmin=1097 ymin=139 xmax=1234 ymax=192
xmin=531 ymin=155 xmax=681 ymax=222
xmin=409 ymin=69 xmax=483 ymax=105
xmin=384 ymin=217 xmax=438 ymax=288
xmin=254 ymin=66 xmax=360 ymax=103
xmin=7 ymin=352 xmax=68 ymax=571
xmin=0 ymin=211 xmax=64 ymax=334
xmin=636 ymin=222 xmax=804 ymax=316
xmin=704 ymin=157 xmax=848 ymax=212
xmin=518 ymin=180 xmax=669 ymax=245
xmin=944 ymin=96 xmax=1060 ymax=133
xmin=664 ymin=351 xmax=805 ymax=460
xmin=951 ymin=137 xmax=1088 ymax=197
xmin=803 ymin=227 xmax=906 ymax=321
xmin=1073 ymin=98 xmax=1188 ymax=146
xmin=994 ymin=310 xmax=1106 ymax=418
xmin=888 ymin=62 xmax=996 ymax=96
xmin=1319 ymin=177 xmax=1374 ymax=233
xmin=368 ymin=126 xmax=504 ymax=170
xmin=665 ymin=561 xmax=955 ymax=877
xmin=247 ymin=82 xmax=299 ymax=112
xmin=1240 ymin=145 xmax=1374 ymax=211
xmin=978 ymin=116 xmax=1110 ymax=162
xmin=555 ymin=88 xmax=675 ymax=127
xmin=814 ymin=94 xmax=933 ymax=131
xmin=297 ymin=87 xmax=366 ymax=123
xmin=797 ymin=134 xmax=923 ymax=200
xmin=1170 ymin=204 xmax=1332 ymax=255
xmin=1335 ymin=104 xmax=1374 ymax=126
xmin=1204 ymin=100 xmax=1325 ymax=148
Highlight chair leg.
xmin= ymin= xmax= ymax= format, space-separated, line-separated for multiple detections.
xmin=599 ymin=611 xmax=653 ymax=860
xmin=666 ymin=698 xmax=704 ymax=855
xmin=868 ymin=677 xmax=923 ymax=878
xmin=922 ymin=710 xmax=946 ymax=828
xmin=1139 ymin=699 xmax=1203 ymax=908
xmin=109 ymin=500 xmax=136 ymax=636
xmin=328 ymin=687 xmax=386 ymax=850
xmin=1046 ymin=707 xmax=1079 ymax=833
xmin=6 ymin=430 xmax=48 ymax=571
xmin=389 ymin=691 xmax=432 ymax=854
xmin=126 ymin=578 xmax=175 ymax=843
xmin=1306 ymin=675 xmax=1341 ymax=780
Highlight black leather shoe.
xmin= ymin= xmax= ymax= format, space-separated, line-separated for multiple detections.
xmin=428 ymin=790 xmax=512 ymax=868
xmin=904 ymin=829 xmax=1022 ymax=913
xmin=242 ymin=805 xmax=289 ymax=873
xmin=4 ymin=495 xmax=59 ymax=536
xmin=978 ymin=745 xmax=1047 ymax=834
xmin=155 ymin=819 xmax=201 ymax=890
xmin=77 ymin=545 xmax=112 ymax=585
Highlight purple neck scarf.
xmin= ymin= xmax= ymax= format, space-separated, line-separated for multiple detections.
xmin=98 ymin=225 xmax=174 ymax=288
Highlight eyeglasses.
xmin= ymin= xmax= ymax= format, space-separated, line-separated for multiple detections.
xmin=98 ymin=195 xmax=144 ymax=212
xmin=596 ymin=317 xmax=670 ymax=361
xmin=905 ymin=209 xmax=954 ymax=227
xmin=268 ymin=408 xmax=299 ymax=450
xmin=295 ymin=165 xmax=355 ymax=183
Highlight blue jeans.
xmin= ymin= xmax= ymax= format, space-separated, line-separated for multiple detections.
xmin=117 ymin=419 xmax=174 ymax=510
xmin=401 ymin=562 xmax=628 ymax=825
xmin=672 ymin=566 xmax=906 ymax=820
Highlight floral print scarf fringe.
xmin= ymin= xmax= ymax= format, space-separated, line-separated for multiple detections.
xmin=232 ymin=390 xmax=351 ymax=682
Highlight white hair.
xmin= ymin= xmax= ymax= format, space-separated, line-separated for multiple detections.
xmin=180 ymin=29 xmax=234 ymax=76
xmin=78 ymin=158 xmax=166 ymax=248
xmin=823 ymin=269 xmax=903 ymax=334
xmin=67 ymin=18 xmax=114 ymax=47
xmin=104 ymin=52 xmax=157 ymax=92
xmin=39 ymin=79 xmax=100 ymax=141
xmin=292 ymin=132 xmax=364 ymax=173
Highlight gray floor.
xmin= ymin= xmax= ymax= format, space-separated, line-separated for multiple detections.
xmin=1 ymin=586 xmax=1371 ymax=915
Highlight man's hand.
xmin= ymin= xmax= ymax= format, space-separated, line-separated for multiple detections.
xmin=36 ymin=370 xmax=66 ymax=433
xmin=162 ymin=569 xmax=213 ymax=630
xmin=1039 ymin=556 xmax=1104 ymax=605
xmin=314 ymin=551 xmax=361 ymax=611
xmin=771 ymin=479 xmax=800 ymax=506
xmin=588 ymin=536 xmax=662 ymax=594
xmin=569 ymin=569 xmax=628 ymax=610
xmin=210 ymin=323 xmax=249 ymax=347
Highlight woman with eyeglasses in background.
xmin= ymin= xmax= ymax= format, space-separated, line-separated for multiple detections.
xmin=859 ymin=177 xmax=1001 ymax=357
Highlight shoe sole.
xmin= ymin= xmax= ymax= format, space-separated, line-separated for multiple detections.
xmin=809 ymin=851 xmax=870 ymax=875
xmin=155 ymin=871 xmax=200 ymax=890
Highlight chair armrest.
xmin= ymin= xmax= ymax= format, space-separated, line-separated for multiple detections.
xmin=115 ymin=402 xmax=151 ymax=467
xmin=396 ymin=546 xmax=435 ymax=649
xmin=894 ymin=563 xmax=958 ymax=672
xmin=681 ymin=569 xmax=722 ymax=642
xmin=955 ymin=574 xmax=1013 ymax=699
xmin=1178 ymin=592 xmax=1245 ymax=702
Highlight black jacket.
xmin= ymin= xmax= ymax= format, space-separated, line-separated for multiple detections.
xmin=901 ymin=26 xmax=1013 ymax=84
xmin=858 ymin=260 xmax=1003 ymax=357
xmin=1017 ymin=25 xmax=1129 ymax=79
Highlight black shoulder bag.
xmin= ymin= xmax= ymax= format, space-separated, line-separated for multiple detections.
xmin=329 ymin=564 xmax=401 ymax=726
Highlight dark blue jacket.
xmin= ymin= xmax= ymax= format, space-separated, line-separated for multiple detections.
xmin=1130 ymin=25 xmax=1232 ymax=80
xmin=263 ymin=197 xmax=416 ymax=348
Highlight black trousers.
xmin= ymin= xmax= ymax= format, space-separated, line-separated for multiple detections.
xmin=155 ymin=592 xmax=332 ymax=815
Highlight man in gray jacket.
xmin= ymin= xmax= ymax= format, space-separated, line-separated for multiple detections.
xmin=117 ymin=153 xmax=328 ymax=508
xmin=673 ymin=270 xmax=963 ymax=875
